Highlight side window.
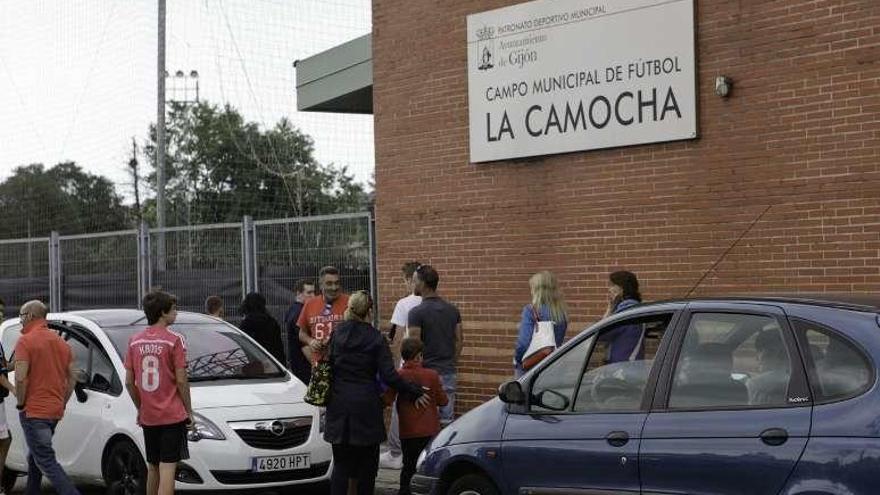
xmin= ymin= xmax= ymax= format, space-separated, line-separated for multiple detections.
xmin=1 ymin=325 xmax=22 ymax=361
xmin=669 ymin=313 xmax=793 ymax=409
xmin=65 ymin=334 xmax=91 ymax=375
xmin=529 ymin=312 xmax=674 ymax=414
xmin=530 ymin=335 xmax=594 ymax=413
xmin=90 ymin=348 xmax=120 ymax=395
xmin=573 ymin=314 xmax=673 ymax=412
xmin=793 ymin=319 xmax=873 ymax=402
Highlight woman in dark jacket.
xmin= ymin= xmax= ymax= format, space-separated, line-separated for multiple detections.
xmin=324 ymin=291 xmax=427 ymax=495
xmin=238 ymin=292 xmax=286 ymax=364
xmin=599 ymin=270 xmax=644 ymax=363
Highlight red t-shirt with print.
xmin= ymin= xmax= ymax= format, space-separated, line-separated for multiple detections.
xmin=297 ymin=294 xmax=349 ymax=362
xmin=124 ymin=326 xmax=188 ymax=426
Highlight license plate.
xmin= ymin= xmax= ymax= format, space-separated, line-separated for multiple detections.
xmin=252 ymin=454 xmax=311 ymax=472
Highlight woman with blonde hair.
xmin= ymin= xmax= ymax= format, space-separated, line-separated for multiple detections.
xmin=514 ymin=271 xmax=569 ymax=377
xmin=323 ymin=291 xmax=429 ymax=495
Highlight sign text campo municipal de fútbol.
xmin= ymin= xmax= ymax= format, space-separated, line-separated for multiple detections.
xmin=467 ymin=0 xmax=697 ymax=163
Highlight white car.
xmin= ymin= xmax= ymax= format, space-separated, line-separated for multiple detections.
xmin=0 ymin=309 xmax=332 ymax=493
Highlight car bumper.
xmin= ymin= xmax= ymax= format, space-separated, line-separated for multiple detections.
xmin=411 ymin=474 xmax=439 ymax=495
xmin=174 ymin=406 xmax=333 ymax=490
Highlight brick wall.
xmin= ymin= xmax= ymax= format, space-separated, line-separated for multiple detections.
xmin=372 ymin=0 xmax=880 ymax=413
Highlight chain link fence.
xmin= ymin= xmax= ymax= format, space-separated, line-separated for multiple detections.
xmin=0 ymin=238 xmax=50 ymax=312
xmin=255 ymin=212 xmax=373 ymax=333
xmin=60 ymin=230 xmax=139 ymax=311
xmin=0 ymin=213 xmax=376 ymax=338
xmin=150 ymin=224 xmax=245 ymax=321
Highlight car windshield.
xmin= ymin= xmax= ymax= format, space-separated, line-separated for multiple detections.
xmin=105 ymin=323 xmax=286 ymax=382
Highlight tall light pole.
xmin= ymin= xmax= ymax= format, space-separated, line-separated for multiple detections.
xmin=157 ymin=0 xmax=167 ymax=270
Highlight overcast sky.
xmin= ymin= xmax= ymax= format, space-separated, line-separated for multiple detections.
xmin=0 ymin=0 xmax=374 ymax=201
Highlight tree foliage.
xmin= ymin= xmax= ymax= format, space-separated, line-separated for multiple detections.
xmin=143 ymin=102 xmax=370 ymax=226
xmin=0 ymin=162 xmax=129 ymax=238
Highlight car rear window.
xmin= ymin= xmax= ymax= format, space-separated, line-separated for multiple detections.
xmin=792 ymin=318 xmax=874 ymax=403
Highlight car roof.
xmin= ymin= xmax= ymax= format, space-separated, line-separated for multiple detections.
xmin=65 ymin=309 xmax=221 ymax=328
xmin=642 ymin=293 xmax=880 ymax=314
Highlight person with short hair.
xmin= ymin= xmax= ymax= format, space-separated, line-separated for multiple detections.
xmin=408 ymin=265 xmax=462 ymax=424
xmin=298 ymin=266 xmax=350 ymax=364
xmin=125 ymin=291 xmax=193 ymax=495
xmin=239 ymin=292 xmax=286 ymax=364
xmin=284 ymin=279 xmax=315 ymax=384
xmin=380 ymin=260 xmax=422 ymax=470
xmin=14 ymin=300 xmax=80 ymax=495
xmin=383 ymin=338 xmax=447 ymax=495
xmin=747 ymin=330 xmax=791 ymax=405
xmin=204 ymin=295 xmax=224 ymax=318
xmin=324 ymin=292 xmax=429 ymax=495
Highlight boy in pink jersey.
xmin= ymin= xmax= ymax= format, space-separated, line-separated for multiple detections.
xmin=124 ymin=291 xmax=193 ymax=495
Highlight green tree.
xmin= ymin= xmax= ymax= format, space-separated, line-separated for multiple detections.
xmin=0 ymin=162 xmax=130 ymax=238
xmin=143 ymin=102 xmax=370 ymax=226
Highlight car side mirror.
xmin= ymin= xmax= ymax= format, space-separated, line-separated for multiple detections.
xmin=91 ymin=374 xmax=112 ymax=393
xmin=498 ymin=380 xmax=526 ymax=405
xmin=534 ymin=389 xmax=570 ymax=412
xmin=74 ymin=370 xmax=88 ymax=403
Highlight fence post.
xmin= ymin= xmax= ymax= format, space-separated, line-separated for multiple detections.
xmin=137 ymin=222 xmax=152 ymax=307
xmin=368 ymin=208 xmax=379 ymax=328
xmin=48 ymin=231 xmax=62 ymax=312
xmin=242 ymin=216 xmax=257 ymax=295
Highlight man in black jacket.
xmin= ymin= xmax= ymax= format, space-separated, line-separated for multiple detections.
xmin=283 ymin=279 xmax=315 ymax=384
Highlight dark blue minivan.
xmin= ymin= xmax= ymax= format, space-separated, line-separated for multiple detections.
xmin=413 ymin=296 xmax=880 ymax=495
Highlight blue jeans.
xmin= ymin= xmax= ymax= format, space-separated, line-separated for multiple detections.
xmin=20 ymin=412 xmax=80 ymax=495
xmin=438 ymin=373 xmax=456 ymax=424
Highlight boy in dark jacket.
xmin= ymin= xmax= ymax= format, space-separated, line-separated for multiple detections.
xmin=383 ymin=338 xmax=448 ymax=495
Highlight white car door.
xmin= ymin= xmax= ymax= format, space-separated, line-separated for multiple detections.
xmin=51 ymin=328 xmax=118 ymax=479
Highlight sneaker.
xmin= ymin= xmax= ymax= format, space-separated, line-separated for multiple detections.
xmin=379 ymin=450 xmax=403 ymax=470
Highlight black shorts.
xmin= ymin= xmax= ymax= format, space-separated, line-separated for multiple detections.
xmin=143 ymin=421 xmax=189 ymax=464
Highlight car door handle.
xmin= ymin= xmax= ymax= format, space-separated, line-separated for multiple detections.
xmin=606 ymin=431 xmax=629 ymax=447
xmin=760 ymin=428 xmax=789 ymax=446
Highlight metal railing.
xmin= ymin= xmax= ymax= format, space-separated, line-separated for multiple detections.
xmin=0 ymin=212 xmax=376 ymax=331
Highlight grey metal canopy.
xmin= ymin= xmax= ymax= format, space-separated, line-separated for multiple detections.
xmin=295 ymin=34 xmax=373 ymax=114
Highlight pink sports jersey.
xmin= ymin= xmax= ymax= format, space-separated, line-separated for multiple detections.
xmin=124 ymin=326 xmax=188 ymax=426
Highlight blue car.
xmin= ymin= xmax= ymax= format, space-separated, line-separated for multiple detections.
xmin=413 ymin=295 xmax=880 ymax=495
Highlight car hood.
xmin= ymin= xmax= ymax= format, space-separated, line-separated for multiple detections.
xmin=432 ymin=397 xmax=508 ymax=447
xmin=190 ymin=376 xmax=306 ymax=410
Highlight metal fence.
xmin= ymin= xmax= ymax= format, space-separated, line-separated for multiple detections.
xmin=0 ymin=212 xmax=376 ymax=330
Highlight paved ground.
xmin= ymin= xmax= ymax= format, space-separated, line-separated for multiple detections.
xmin=10 ymin=468 xmax=400 ymax=494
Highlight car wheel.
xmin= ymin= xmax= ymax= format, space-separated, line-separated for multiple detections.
xmin=1 ymin=467 xmax=21 ymax=493
xmin=447 ymin=474 xmax=498 ymax=495
xmin=103 ymin=439 xmax=147 ymax=495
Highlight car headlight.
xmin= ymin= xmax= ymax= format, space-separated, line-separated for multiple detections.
xmin=319 ymin=409 xmax=327 ymax=433
xmin=187 ymin=412 xmax=226 ymax=441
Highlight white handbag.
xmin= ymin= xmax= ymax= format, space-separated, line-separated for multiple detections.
xmin=522 ymin=306 xmax=557 ymax=370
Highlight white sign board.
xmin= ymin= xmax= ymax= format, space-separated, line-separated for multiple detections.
xmin=467 ymin=0 xmax=697 ymax=163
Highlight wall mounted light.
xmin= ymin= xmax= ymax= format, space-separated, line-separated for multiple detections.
xmin=715 ymin=76 xmax=733 ymax=97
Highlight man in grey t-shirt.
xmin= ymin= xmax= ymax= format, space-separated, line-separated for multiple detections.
xmin=408 ymin=265 xmax=462 ymax=423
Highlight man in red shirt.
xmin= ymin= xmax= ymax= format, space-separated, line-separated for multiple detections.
xmin=298 ymin=266 xmax=350 ymax=365
xmin=125 ymin=291 xmax=193 ymax=495
xmin=14 ymin=300 xmax=79 ymax=495
xmin=383 ymin=338 xmax=448 ymax=495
